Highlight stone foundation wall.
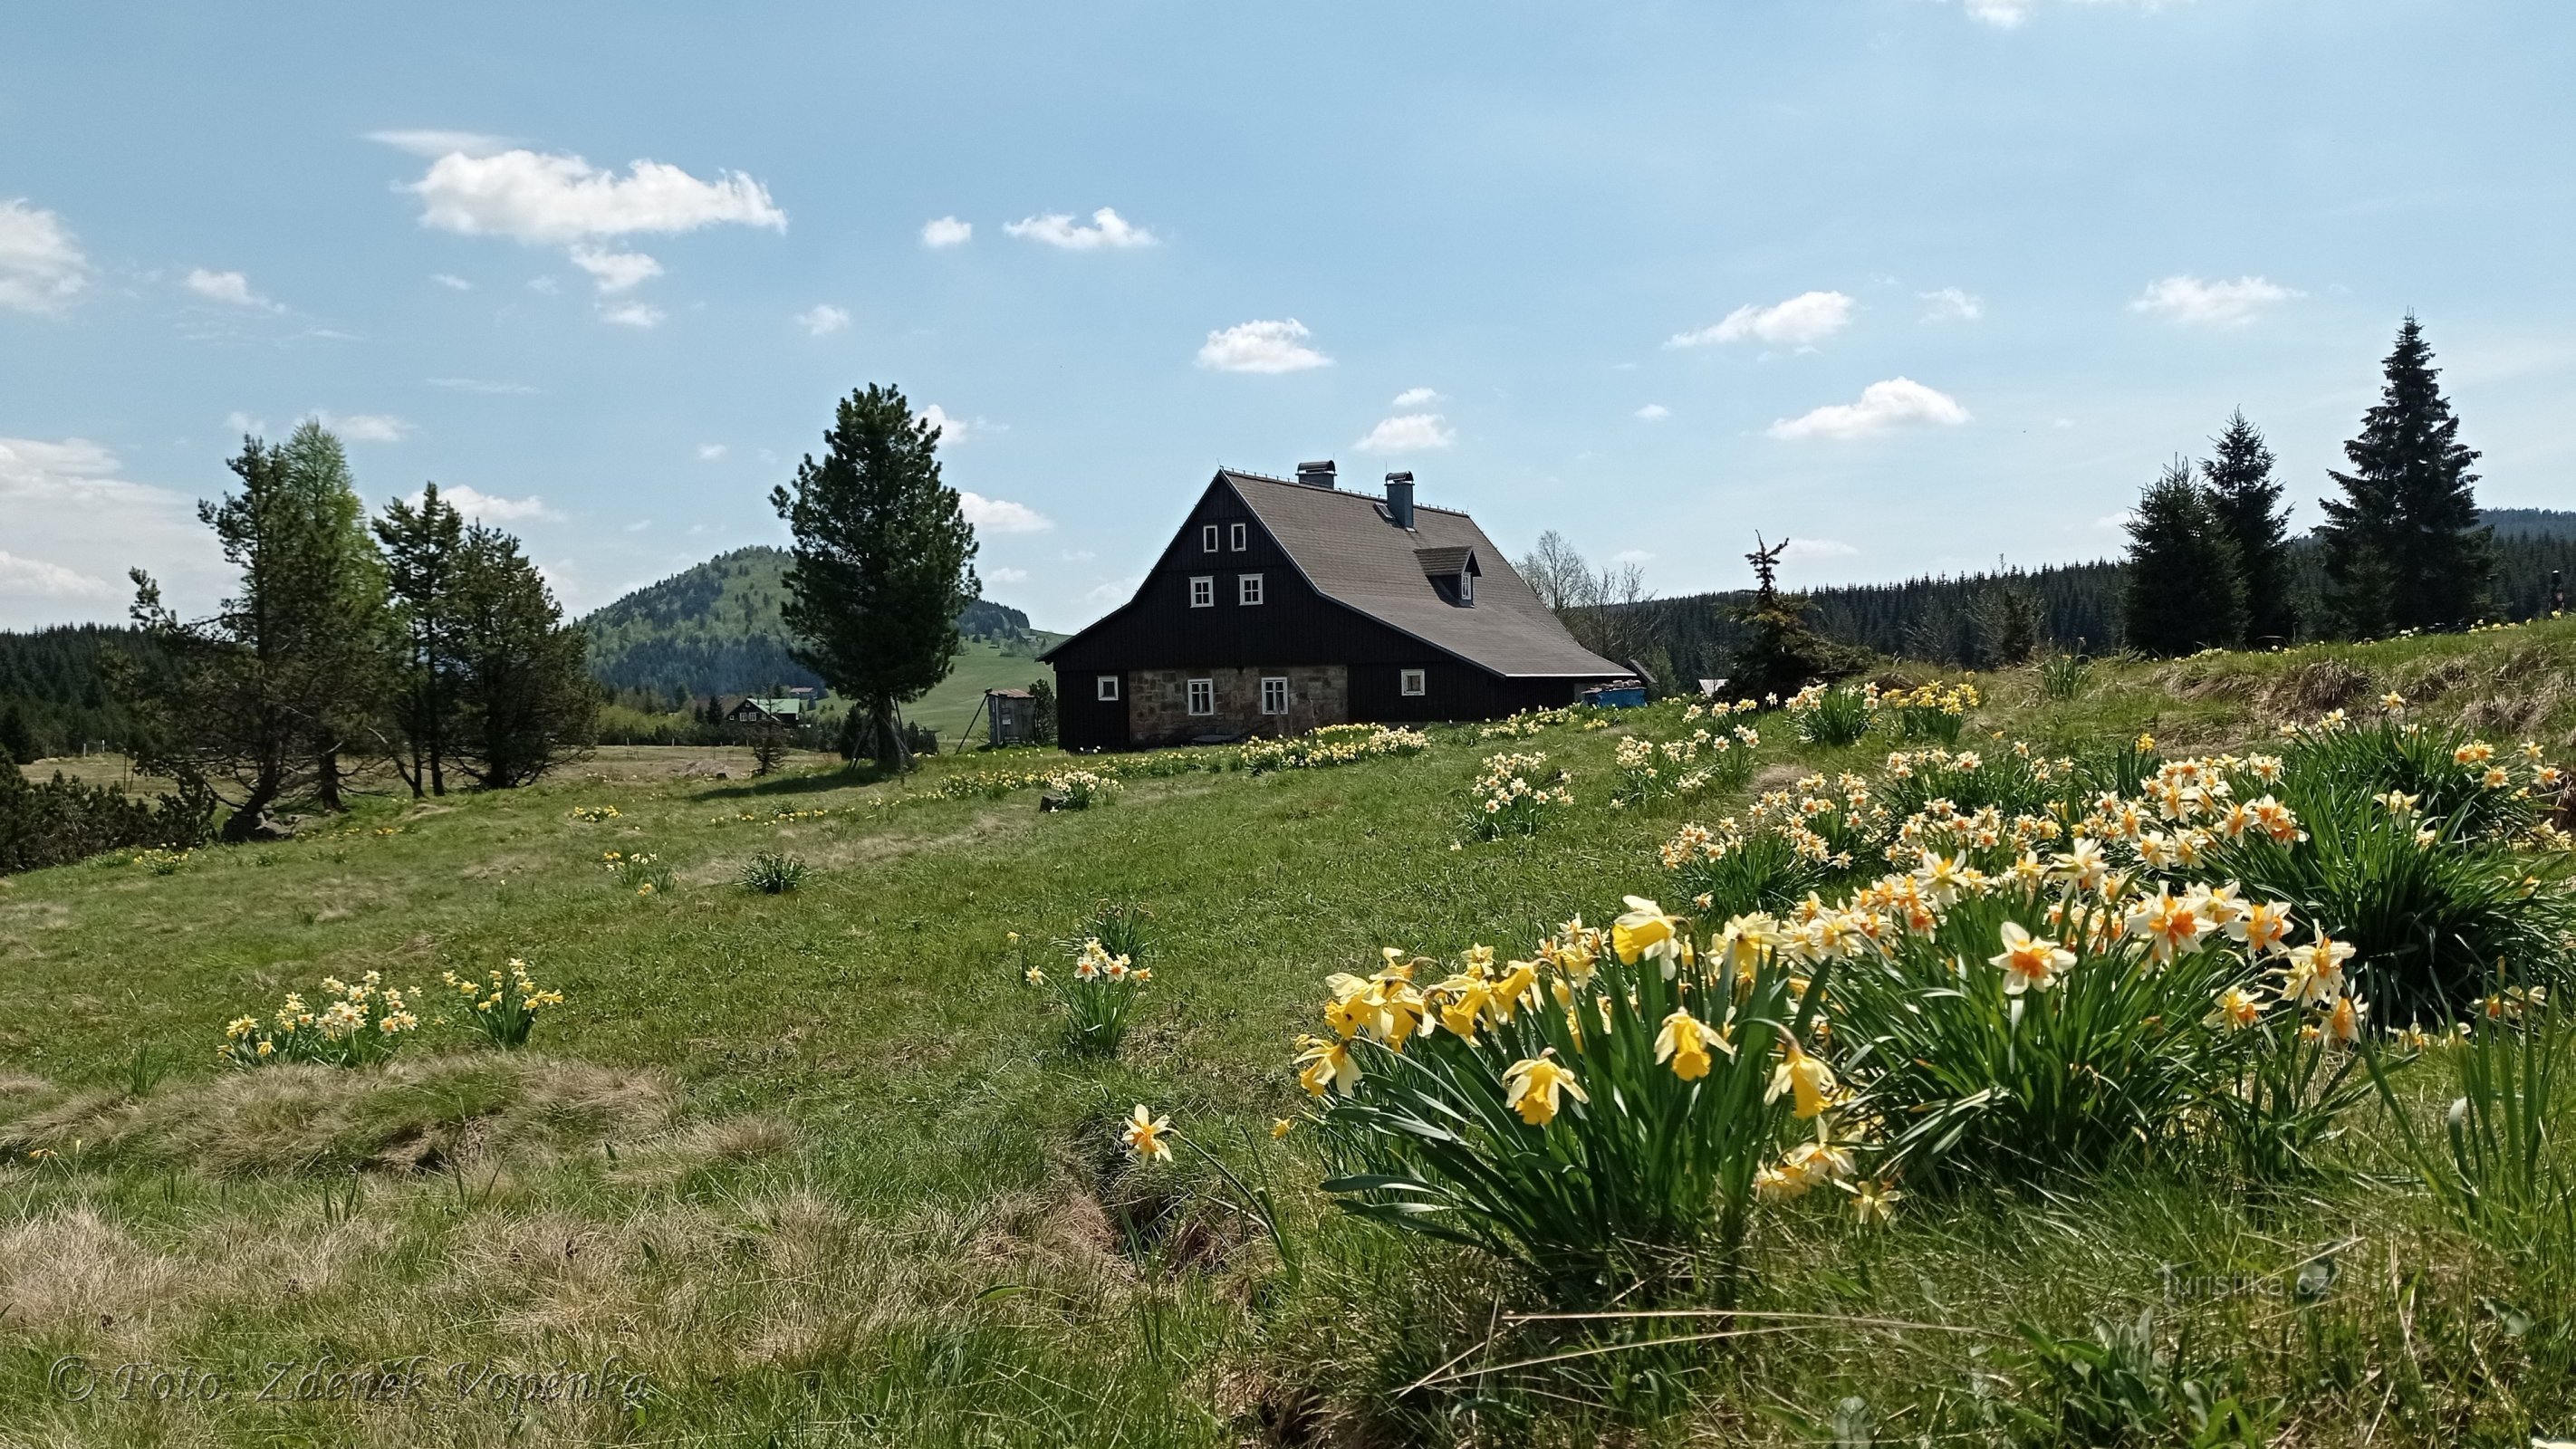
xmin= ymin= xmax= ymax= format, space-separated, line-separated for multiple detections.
xmin=1128 ymin=665 xmax=1349 ymax=745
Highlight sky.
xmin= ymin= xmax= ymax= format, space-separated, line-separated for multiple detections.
xmin=4 ymin=0 xmax=2573 ymax=633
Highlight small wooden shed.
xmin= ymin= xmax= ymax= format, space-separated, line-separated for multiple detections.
xmin=985 ymin=688 xmax=1038 ymax=747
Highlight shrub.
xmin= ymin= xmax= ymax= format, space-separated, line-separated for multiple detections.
xmin=739 ymin=850 xmax=808 ymax=894
xmin=1463 ymin=752 xmax=1572 ymax=840
xmin=1785 ymin=682 xmax=1877 ymax=747
xmin=1299 ymin=904 xmax=1846 ymax=1305
xmin=438 ymin=959 xmax=566 ymax=1049
xmin=1023 ymin=926 xmax=1151 ymax=1056
xmin=0 ymin=751 xmax=214 ymax=875
xmin=219 ymin=972 xmax=420 ymax=1067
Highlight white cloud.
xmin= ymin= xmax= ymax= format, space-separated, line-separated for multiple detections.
xmin=0 ymin=551 xmax=115 ymax=599
xmin=795 ymin=303 xmax=851 ymax=337
xmin=427 ymin=484 xmax=556 ymax=522
xmin=1004 ymin=207 xmax=1156 ymax=250
xmin=1356 ymin=413 xmax=1456 ymax=454
xmin=0 ymin=437 xmax=220 ymax=627
xmin=2095 ymin=509 xmax=2137 ymax=530
xmin=1920 ymin=286 xmax=1984 ymax=321
xmin=959 ymin=493 xmax=1051 ymax=534
xmin=1085 ymin=575 xmax=1141 ymax=605
xmin=919 ymin=403 xmax=970 ymax=446
xmin=1768 ymin=378 xmax=1970 ymax=441
xmin=1669 ymin=290 xmax=1855 ymax=349
xmin=566 ymin=245 xmax=661 ymax=293
xmin=431 ymin=273 xmax=474 ymax=291
xmin=185 ymin=268 xmax=283 ymax=310
xmin=697 ymin=444 xmax=727 ymax=461
xmin=920 ymin=216 xmax=972 ymax=248
xmin=526 ymin=275 xmax=559 ymax=294
xmin=985 ymin=566 xmax=1029 ymax=584
xmin=223 ymin=410 xmax=267 ymax=437
xmin=366 ymin=129 xmax=514 ymax=158
xmin=2130 ymin=274 xmax=2296 ymax=327
xmin=1781 ymin=538 xmax=1860 ymax=560
xmin=1957 ymin=0 xmax=2182 ymax=27
xmin=311 ymin=411 xmax=412 ymax=443
xmin=600 ymin=301 xmax=663 ymax=329
xmin=401 ymin=149 xmax=785 ymax=244
xmin=1392 ymin=387 xmax=1442 ymax=407
xmin=428 ymin=377 xmax=534 ymax=395
xmin=0 ymin=201 xmax=88 ymax=312
xmin=1197 ymin=318 xmax=1331 ymax=374
xmin=1634 ymin=403 xmax=1671 ymax=421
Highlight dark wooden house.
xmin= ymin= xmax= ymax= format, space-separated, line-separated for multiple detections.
xmin=1042 ymin=462 xmax=1630 ymax=751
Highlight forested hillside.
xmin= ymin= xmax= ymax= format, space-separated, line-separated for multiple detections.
xmin=0 ymin=625 xmax=164 ymax=760
xmin=580 ymin=545 xmax=1049 ymax=703
xmin=1623 ymin=508 xmax=2576 ymax=683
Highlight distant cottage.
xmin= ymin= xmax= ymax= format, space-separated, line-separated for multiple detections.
xmin=725 ymin=696 xmax=806 ymax=727
xmin=1041 ymin=462 xmax=1629 ymax=751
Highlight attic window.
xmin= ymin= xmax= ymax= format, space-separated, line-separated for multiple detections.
xmin=1229 ymin=522 xmax=1248 ymax=552
xmin=1416 ymin=545 xmax=1481 ymax=608
xmin=1201 ymin=524 xmax=1218 ymax=552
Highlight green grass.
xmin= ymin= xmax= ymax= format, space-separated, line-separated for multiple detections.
xmin=3 ymin=619 xmax=2576 ymax=1445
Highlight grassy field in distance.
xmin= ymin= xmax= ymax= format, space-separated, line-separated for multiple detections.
xmin=5 ymin=619 xmax=2576 ymax=1444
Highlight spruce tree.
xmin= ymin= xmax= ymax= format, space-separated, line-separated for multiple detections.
xmin=443 ymin=526 xmax=596 ymax=788
xmin=2199 ymin=409 xmax=2295 ymax=646
xmin=2319 ymin=316 xmax=2493 ymax=635
xmin=2120 ymin=460 xmax=2246 ymax=657
xmin=374 ymin=484 xmax=467 ymax=796
xmin=770 ymin=384 xmax=979 ymax=772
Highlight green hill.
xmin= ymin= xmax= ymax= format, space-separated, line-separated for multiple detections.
xmin=580 ymin=546 xmax=1061 ymax=732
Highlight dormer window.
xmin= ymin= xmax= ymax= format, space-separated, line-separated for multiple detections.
xmin=1415 ymin=544 xmax=1481 ymax=608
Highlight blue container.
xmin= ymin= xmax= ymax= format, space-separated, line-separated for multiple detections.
xmin=1583 ymin=686 xmax=1648 ymax=708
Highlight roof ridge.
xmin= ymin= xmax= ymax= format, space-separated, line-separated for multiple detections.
xmin=1226 ymin=469 xmax=1471 ymax=517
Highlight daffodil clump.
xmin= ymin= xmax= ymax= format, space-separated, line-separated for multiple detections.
xmin=1883 ymin=680 xmax=1980 ymax=745
xmin=1660 ymin=774 xmax=1891 ymax=916
xmin=1784 ymin=682 xmax=1879 ymax=747
xmin=130 ymin=848 xmax=192 ymax=876
xmin=569 ymin=803 xmax=622 ymax=822
xmin=1294 ymin=902 xmax=1853 ymax=1304
xmin=441 ymin=958 xmax=566 ymax=1049
xmin=600 ymin=849 xmax=673 ymax=896
xmin=1610 ymin=721 xmax=1759 ymax=806
xmin=1479 ymin=705 xmax=1588 ymax=739
xmin=1464 ymin=752 xmax=1573 ymax=841
xmin=1044 ymin=769 xmax=1120 ymax=810
xmin=219 ymin=971 xmax=420 ymax=1068
xmin=1241 ymin=724 xmax=1429 ymax=774
xmin=1019 ymin=907 xmax=1153 ymax=1053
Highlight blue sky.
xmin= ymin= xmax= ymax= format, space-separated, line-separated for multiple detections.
xmin=4 ymin=0 xmax=2571 ymax=632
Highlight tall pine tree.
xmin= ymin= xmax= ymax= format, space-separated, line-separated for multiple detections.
xmin=374 ymin=483 xmax=468 ymax=796
xmin=770 ymin=384 xmax=979 ymax=772
xmin=274 ymin=422 xmax=392 ymax=810
xmin=2319 ymin=315 xmax=2493 ymax=636
xmin=2121 ymin=460 xmax=2246 ymax=657
xmin=442 ymin=526 xmax=597 ymax=789
xmin=2199 ymin=409 xmax=2296 ymax=646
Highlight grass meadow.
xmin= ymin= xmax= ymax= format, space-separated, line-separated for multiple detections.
xmin=8 ymin=620 xmax=2576 ymax=1446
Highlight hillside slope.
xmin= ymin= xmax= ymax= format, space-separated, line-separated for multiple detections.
xmin=581 ymin=545 xmax=1052 ymax=703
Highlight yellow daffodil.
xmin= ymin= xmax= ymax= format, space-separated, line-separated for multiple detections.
xmin=1842 ymin=1178 xmax=1902 ymax=1225
xmin=1294 ymin=1035 xmax=1360 ymax=1097
xmin=1121 ymin=1104 xmax=1173 ymax=1162
xmin=1612 ymin=895 xmax=1684 ymax=968
xmin=1653 ymin=1008 xmax=1725 ymax=1080
xmin=2283 ymin=932 xmax=2356 ymax=1006
xmin=1270 ymin=1118 xmax=1293 ymax=1139
xmin=2324 ymin=993 xmax=2366 ymax=1045
xmin=2207 ymin=984 xmax=2264 ymax=1031
xmin=1502 ymin=1051 xmax=1588 ymax=1127
xmin=1767 ymin=1040 xmax=1836 ymax=1119
xmin=2230 ymin=899 xmax=2294 ymax=955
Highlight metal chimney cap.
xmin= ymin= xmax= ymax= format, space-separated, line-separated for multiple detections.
xmin=1384 ymin=470 xmax=1414 ymax=485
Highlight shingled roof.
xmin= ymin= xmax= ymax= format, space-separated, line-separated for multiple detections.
xmin=1217 ymin=470 xmax=1627 ymax=678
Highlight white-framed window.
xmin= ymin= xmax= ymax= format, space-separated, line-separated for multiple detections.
xmin=1201 ymin=523 xmax=1218 ymax=552
xmin=1400 ymin=667 xmax=1427 ymax=697
xmin=1459 ymin=571 xmax=1475 ymax=605
xmin=1229 ymin=522 xmax=1248 ymax=552
xmin=1188 ymin=575 xmax=1215 ymax=608
xmin=1096 ymin=675 xmax=1120 ymax=702
xmin=1187 ymin=677 xmax=1216 ymax=715
xmin=1261 ymin=676 xmax=1289 ymax=715
xmin=1238 ymin=572 xmax=1264 ymax=606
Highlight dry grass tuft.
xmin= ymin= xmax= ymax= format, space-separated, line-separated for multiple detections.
xmin=603 ymin=1112 xmax=796 ymax=1188
xmin=0 ymin=1070 xmax=52 ymax=1099
xmin=0 ymin=1055 xmax=676 ymax=1177
xmin=2257 ymin=657 xmax=2376 ymax=716
xmin=0 ymin=1205 xmax=178 ymax=1337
